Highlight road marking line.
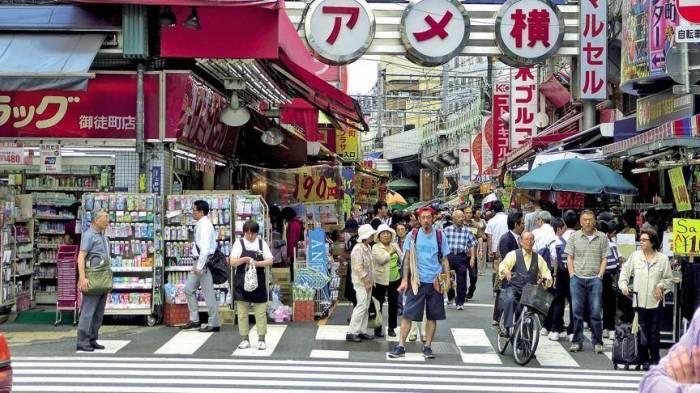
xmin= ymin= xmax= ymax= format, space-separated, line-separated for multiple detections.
xmin=309 ymin=350 xmax=350 ymax=359
xmin=233 ymin=325 xmax=286 ymax=357
xmin=316 ymin=324 xmax=349 ymax=341
xmin=385 ymin=353 xmax=425 ymax=362
xmin=451 ymin=328 xmax=502 ymax=365
xmin=536 ymin=336 xmax=580 ymax=367
xmin=155 ymin=331 xmax=212 ymax=355
xmin=75 ymin=340 xmax=130 ymax=354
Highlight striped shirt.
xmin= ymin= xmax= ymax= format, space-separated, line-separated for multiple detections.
xmin=444 ymin=224 xmax=477 ymax=255
xmin=607 ymin=241 xmax=620 ymax=270
xmin=564 ymin=230 xmax=610 ymax=278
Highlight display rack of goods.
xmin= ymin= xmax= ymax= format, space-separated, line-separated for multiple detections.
xmin=25 ymin=173 xmax=101 ymax=192
xmin=82 ymin=193 xmax=161 ymax=325
xmin=164 ymin=194 xmax=232 ymax=311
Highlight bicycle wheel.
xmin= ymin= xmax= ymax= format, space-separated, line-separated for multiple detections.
xmin=497 ymin=313 xmax=510 ymax=354
xmin=513 ymin=309 xmax=540 ymax=366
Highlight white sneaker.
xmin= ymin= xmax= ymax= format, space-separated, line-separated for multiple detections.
xmin=603 ymin=329 xmax=609 ymax=339
xmin=540 ymin=328 xmax=549 ymax=336
xmin=608 ymin=330 xmax=616 ymax=340
xmin=257 ymin=341 xmax=267 ymax=350
xmin=548 ymin=332 xmax=560 ymax=341
xmin=568 ymin=334 xmax=574 ymax=342
xmin=559 ymin=332 xmax=568 ymax=339
xmin=238 ymin=340 xmax=250 ymax=349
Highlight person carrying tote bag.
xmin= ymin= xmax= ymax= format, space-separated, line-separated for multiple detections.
xmin=76 ymin=210 xmax=113 ymax=352
xmin=230 ymin=220 xmax=274 ymax=351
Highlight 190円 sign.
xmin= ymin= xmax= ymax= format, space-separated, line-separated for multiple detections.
xmin=495 ymin=0 xmax=564 ymax=66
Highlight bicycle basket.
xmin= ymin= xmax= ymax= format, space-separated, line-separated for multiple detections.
xmin=520 ymin=283 xmax=554 ymax=315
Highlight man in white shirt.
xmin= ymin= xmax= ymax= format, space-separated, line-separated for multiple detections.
xmin=485 ymin=201 xmax=509 ymax=269
xmin=523 ymin=201 xmax=542 ymax=233
xmin=532 ymin=210 xmax=558 ymax=267
xmin=181 ymin=200 xmax=220 ymax=332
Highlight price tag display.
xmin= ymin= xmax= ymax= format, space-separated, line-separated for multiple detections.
xmin=293 ymin=170 xmax=338 ymax=202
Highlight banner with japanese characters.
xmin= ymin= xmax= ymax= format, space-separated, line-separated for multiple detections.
xmin=579 ymin=0 xmax=607 ymax=99
xmin=0 ymin=73 xmax=160 ymax=140
xmin=669 ymin=167 xmax=692 ymax=212
xmin=492 ymin=75 xmax=511 ymax=168
xmin=335 ymin=128 xmax=359 ymax=162
xmin=40 ymin=144 xmax=61 ymax=173
xmin=510 ymin=67 xmax=538 ymax=148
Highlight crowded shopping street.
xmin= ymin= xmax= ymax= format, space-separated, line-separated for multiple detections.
xmin=1 ymin=0 xmax=700 ymax=392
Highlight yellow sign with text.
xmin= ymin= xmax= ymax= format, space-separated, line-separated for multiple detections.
xmin=293 ymin=169 xmax=337 ymax=203
xmin=669 ymin=167 xmax=692 ymax=212
xmin=336 ymin=129 xmax=359 ymax=162
xmin=672 ymin=218 xmax=700 ymax=254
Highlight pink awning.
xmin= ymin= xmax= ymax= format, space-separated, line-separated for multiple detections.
xmin=539 ymin=75 xmax=572 ymax=109
xmin=75 ymin=0 xmax=278 ymax=7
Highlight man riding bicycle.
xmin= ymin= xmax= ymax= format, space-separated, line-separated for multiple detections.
xmin=498 ymin=232 xmax=553 ymax=336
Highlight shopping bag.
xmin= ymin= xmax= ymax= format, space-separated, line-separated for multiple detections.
xmin=85 ymin=254 xmax=113 ymax=295
xmin=244 ymin=262 xmax=259 ymax=292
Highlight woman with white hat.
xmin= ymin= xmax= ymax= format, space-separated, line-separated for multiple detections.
xmin=346 ymin=224 xmax=377 ymax=342
xmin=372 ymin=224 xmax=401 ymax=337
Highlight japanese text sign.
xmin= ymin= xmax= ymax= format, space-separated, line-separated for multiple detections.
xmin=556 ymin=191 xmax=585 ymax=209
xmin=399 ymin=0 xmax=471 ymax=66
xmin=0 ymin=74 xmax=159 ymax=140
xmin=335 ymin=128 xmax=359 ymax=162
xmin=636 ymin=88 xmax=694 ymax=131
xmin=304 ymin=0 xmax=375 ymax=65
xmin=492 ymin=80 xmax=511 ymax=168
xmin=579 ymin=0 xmax=607 ymax=99
xmin=510 ymin=67 xmax=538 ymax=148
xmin=40 ymin=144 xmax=61 ymax=173
xmin=669 ymin=167 xmax=692 ymax=212
xmin=495 ymin=0 xmax=565 ymax=66
xmin=672 ymin=218 xmax=700 ymax=254
xmin=293 ymin=168 xmax=339 ymax=203
xmin=151 ymin=166 xmax=162 ymax=195
xmin=649 ymin=0 xmax=678 ymax=75
xmin=0 ymin=144 xmax=24 ymax=166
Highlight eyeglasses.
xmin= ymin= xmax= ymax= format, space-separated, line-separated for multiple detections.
xmin=639 ymin=238 xmax=651 ymax=242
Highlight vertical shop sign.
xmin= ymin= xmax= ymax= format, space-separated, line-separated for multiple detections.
xmin=510 ymin=67 xmax=538 ymax=148
xmin=40 ymin=144 xmax=61 ymax=173
xmin=304 ymin=0 xmax=376 ymax=65
xmin=494 ymin=0 xmax=565 ymax=66
xmin=336 ymin=128 xmax=359 ymax=162
xmin=621 ymin=0 xmax=650 ymax=83
xmin=669 ymin=167 xmax=692 ymax=212
xmin=481 ymin=117 xmax=493 ymax=173
xmin=458 ymin=147 xmax=471 ymax=187
xmin=649 ymin=0 xmax=678 ymax=76
xmin=470 ymin=132 xmax=482 ymax=181
xmin=492 ymin=81 xmax=511 ymax=168
xmin=151 ymin=166 xmax=162 ymax=195
xmin=579 ymin=0 xmax=607 ymax=99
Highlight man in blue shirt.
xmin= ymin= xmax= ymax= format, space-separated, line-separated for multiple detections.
xmin=389 ymin=207 xmax=450 ymax=359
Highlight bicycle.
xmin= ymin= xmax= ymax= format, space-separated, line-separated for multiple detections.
xmin=497 ymin=281 xmax=554 ymax=366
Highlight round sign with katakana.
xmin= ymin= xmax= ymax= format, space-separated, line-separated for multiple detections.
xmin=495 ymin=0 xmax=564 ymax=66
xmin=304 ymin=0 xmax=375 ymax=65
xmin=399 ymin=0 xmax=471 ymax=67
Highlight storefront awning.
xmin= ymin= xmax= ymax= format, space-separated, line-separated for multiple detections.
xmin=602 ymin=114 xmax=700 ymax=156
xmin=0 ymin=33 xmax=104 ymax=91
xmin=75 ymin=0 xmax=278 ymax=7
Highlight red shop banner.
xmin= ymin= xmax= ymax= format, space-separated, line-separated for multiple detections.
xmin=556 ymin=192 xmax=585 ymax=210
xmin=165 ymin=72 xmax=238 ymax=155
xmin=491 ymin=80 xmax=511 ymax=169
xmin=0 ymin=73 xmax=160 ymax=140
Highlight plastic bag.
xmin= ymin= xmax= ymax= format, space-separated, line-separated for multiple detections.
xmin=244 ymin=262 xmax=258 ymax=292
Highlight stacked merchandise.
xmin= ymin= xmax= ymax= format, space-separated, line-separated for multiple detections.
xmin=25 ymin=173 xmax=101 ymax=192
xmin=164 ymin=194 xmax=232 ymax=313
xmin=32 ymin=192 xmax=76 ymax=304
xmin=0 ymin=200 xmax=17 ymax=311
xmin=0 ymin=196 xmax=34 ymax=311
xmin=82 ymin=193 xmax=161 ymax=319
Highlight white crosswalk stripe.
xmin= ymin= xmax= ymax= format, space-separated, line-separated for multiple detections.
xmin=76 ymin=340 xmax=130 ymax=354
xmin=155 ymin=331 xmax=213 ymax=355
xmin=451 ymin=328 xmax=502 ymax=364
xmin=10 ymin=357 xmax=645 ymax=393
xmin=232 ymin=324 xmax=286 ymax=357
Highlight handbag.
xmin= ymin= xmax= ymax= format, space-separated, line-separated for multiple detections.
xmin=85 ymin=254 xmax=113 ymax=295
xmin=244 ymin=262 xmax=259 ymax=292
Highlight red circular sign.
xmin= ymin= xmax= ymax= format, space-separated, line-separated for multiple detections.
xmin=677 ymin=0 xmax=700 ymax=23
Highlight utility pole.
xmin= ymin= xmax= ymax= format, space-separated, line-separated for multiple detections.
xmin=376 ymin=68 xmax=384 ymax=140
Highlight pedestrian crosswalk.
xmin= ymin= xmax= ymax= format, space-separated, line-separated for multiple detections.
xmin=10 ymin=356 xmax=645 ymax=392
xmin=60 ymin=323 xmax=629 ymax=370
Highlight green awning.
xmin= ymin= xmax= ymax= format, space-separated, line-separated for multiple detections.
xmin=389 ymin=178 xmax=418 ymax=190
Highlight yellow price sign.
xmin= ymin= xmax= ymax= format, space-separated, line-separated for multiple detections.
xmin=672 ymin=218 xmax=700 ymax=255
xmin=292 ymin=170 xmax=338 ymax=203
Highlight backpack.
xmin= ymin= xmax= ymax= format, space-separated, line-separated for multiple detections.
xmin=555 ymin=236 xmax=567 ymax=270
xmin=411 ymin=228 xmax=444 ymax=260
xmin=612 ymin=318 xmax=641 ymax=369
xmin=537 ymin=240 xmax=556 ymax=269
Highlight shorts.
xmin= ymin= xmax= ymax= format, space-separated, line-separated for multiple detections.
xmin=403 ymin=283 xmax=446 ymax=322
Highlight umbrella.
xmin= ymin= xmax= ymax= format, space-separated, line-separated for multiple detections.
xmin=515 ymin=158 xmax=638 ymax=195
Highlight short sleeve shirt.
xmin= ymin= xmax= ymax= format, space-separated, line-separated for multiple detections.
xmin=485 ymin=212 xmax=509 ymax=251
xmin=80 ymin=227 xmax=110 ymax=265
xmin=231 ymin=237 xmax=273 ymax=260
xmin=403 ymin=228 xmax=450 ymax=284
xmin=564 ymin=230 xmax=610 ymax=277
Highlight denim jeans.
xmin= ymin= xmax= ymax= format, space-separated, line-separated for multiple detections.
xmin=550 ymin=269 xmax=573 ymax=334
xmin=570 ymin=275 xmax=603 ymax=346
